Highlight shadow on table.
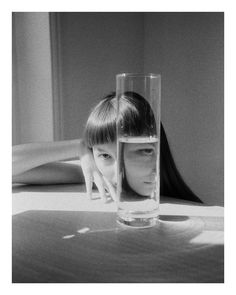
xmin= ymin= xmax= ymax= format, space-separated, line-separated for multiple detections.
xmin=12 ymin=210 xmax=224 ymax=283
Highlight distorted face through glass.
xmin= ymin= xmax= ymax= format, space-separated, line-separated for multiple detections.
xmin=92 ymin=139 xmax=157 ymax=197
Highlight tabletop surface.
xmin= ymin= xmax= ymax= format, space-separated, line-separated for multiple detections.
xmin=12 ymin=184 xmax=224 ymax=283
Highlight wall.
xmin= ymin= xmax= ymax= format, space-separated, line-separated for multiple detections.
xmin=12 ymin=12 xmax=54 ymax=144
xmin=144 ymin=13 xmax=224 ymax=205
xmin=57 ymin=12 xmax=144 ymax=140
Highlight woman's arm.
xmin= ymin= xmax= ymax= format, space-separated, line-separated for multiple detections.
xmin=12 ymin=139 xmax=83 ymax=176
xmin=12 ymin=161 xmax=85 ymax=185
xmin=12 ymin=140 xmax=112 ymax=201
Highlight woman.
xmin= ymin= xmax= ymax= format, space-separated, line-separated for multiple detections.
xmin=12 ymin=91 xmax=202 ymax=204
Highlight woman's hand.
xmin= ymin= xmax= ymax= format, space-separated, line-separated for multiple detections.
xmin=79 ymin=141 xmax=116 ymax=202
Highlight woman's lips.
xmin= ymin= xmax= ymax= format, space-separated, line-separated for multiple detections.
xmin=144 ymin=181 xmax=155 ymax=185
xmin=144 ymin=178 xmax=156 ymax=183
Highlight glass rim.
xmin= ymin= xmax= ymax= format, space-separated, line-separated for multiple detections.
xmin=116 ymin=73 xmax=161 ymax=79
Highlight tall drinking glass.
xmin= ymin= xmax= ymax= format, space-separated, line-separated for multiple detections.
xmin=116 ymin=73 xmax=161 ymax=228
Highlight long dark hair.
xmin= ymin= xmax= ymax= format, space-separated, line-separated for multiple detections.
xmin=84 ymin=91 xmax=202 ymax=203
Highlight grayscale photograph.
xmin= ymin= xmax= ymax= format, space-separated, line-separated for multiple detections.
xmin=12 ymin=12 xmax=224 ymax=283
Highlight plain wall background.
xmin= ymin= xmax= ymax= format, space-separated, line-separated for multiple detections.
xmin=57 ymin=12 xmax=144 ymax=140
xmin=12 ymin=12 xmax=54 ymax=144
xmin=12 ymin=12 xmax=224 ymax=205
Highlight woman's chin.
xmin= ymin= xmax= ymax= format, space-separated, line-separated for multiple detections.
xmin=133 ymin=186 xmax=154 ymax=197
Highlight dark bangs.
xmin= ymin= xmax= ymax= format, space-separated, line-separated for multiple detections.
xmin=84 ymin=98 xmax=117 ymax=148
xmin=120 ymin=92 xmax=157 ymax=137
xmin=84 ymin=91 xmax=157 ymax=148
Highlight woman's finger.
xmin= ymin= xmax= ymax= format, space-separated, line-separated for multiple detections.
xmin=93 ymin=171 xmax=107 ymax=202
xmin=103 ymin=177 xmax=117 ymax=202
xmin=83 ymin=172 xmax=93 ymax=199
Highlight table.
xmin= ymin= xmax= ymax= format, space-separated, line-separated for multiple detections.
xmin=12 ymin=184 xmax=224 ymax=283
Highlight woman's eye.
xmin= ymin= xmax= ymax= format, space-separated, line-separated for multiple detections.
xmin=139 ymin=149 xmax=154 ymax=156
xmin=99 ymin=153 xmax=111 ymax=160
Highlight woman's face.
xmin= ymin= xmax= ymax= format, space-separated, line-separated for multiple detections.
xmin=92 ymin=141 xmax=157 ymax=196
xmin=92 ymin=142 xmax=118 ymax=189
xmin=123 ymin=141 xmax=157 ymax=196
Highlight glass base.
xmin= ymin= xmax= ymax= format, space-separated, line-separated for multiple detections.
xmin=117 ymin=216 xmax=158 ymax=229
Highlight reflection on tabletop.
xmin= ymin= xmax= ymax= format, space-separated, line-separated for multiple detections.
xmin=12 ymin=184 xmax=224 ymax=283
